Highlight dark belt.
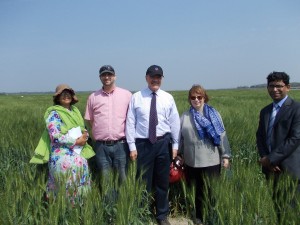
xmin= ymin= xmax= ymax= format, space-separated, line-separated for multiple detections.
xmin=157 ymin=134 xmax=167 ymax=141
xmin=97 ymin=138 xmax=126 ymax=146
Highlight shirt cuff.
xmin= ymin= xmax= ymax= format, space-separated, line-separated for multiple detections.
xmin=172 ymin=143 xmax=179 ymax=150
xmin=128 ymin=142 xmax=137 ymax=151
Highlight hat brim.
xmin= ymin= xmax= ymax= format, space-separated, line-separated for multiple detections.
xmin=100 ymin=70 xmax=115 ymax=76
xmin=53 ymin=88 xmax=75 ymax=97
xmin=72 ymin=95 xmax=78 ymax=103
xmin=148 ymin=74 xmax=164 ymax=77
xmin=53 ymin=91 xmax=78 ymax=104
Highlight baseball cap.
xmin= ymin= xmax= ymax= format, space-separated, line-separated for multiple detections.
xmin=146 ymin=65 xmax=164 ymax=77
xmin=99 ymin=65 xmax=115 ymax=76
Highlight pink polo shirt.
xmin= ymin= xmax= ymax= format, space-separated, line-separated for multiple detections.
xmin=84 ymin=87 xmax=132 ymax=141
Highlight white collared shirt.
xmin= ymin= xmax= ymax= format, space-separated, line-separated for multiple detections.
xmin=125 ymin=87 xmax=180 ymax=151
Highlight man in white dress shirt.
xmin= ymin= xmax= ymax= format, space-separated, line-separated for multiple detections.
xmin=126 ymin=65 xmax=180 ymax=225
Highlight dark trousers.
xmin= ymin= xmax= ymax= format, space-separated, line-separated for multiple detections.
xmin=265 ymin=171 xmax=300 ymax=223
xmin=135 ymin=133 xmax=171 ymax=220
xmin=185 ymin=164 xmax=221 ymax=221
xmin=94 ymin=141 xmax=129 ymax=184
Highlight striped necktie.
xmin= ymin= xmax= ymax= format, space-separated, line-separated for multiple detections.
xmin=267 ymin=104 xmax=279 ymax=151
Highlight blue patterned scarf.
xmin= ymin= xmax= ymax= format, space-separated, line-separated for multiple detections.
xmin=190 ymin=104 xmax=225 ymax=146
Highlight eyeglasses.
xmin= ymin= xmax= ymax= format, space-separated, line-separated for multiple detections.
xmin=268 ymin=84 xmax=286 ymax=89
xmin=190 ymin=96 xmax=203 ymax=100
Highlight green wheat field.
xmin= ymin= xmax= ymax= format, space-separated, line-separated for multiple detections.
xmin=1 ymin=88 xmax=299 ymax=225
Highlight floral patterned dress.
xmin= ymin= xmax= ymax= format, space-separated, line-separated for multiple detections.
xmin=46 ymin=110 xmax=90 ymax=199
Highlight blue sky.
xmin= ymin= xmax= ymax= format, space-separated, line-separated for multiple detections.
xmin=1 ymin=0 xmax=300 ymax=93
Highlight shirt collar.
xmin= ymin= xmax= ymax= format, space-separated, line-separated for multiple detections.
xmin=146 ymin=87 xmax=161 ymax=96
xmin=101 ymin=87 xmax=115 ymax=95
xmin=274 ymin=95 xmax=288 ymax=108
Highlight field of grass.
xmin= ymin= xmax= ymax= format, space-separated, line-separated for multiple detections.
xmin=0 ymin=88 xmax=299 ymax=225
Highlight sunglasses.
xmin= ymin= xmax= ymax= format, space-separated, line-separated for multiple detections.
xmin=60 ymin=90 xmax=73 ymax=97
xmin=190 ymin=96 xmax=203 ymax=100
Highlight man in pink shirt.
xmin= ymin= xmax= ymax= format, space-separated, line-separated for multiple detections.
xmin=85 ymin=65 xmax=132 ymax=183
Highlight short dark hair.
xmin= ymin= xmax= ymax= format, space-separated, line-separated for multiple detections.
xmin=267 ymin=71 xmax=290 ymax=85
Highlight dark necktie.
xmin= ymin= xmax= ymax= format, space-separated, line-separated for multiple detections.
xmin=267 ymin=104 xmax=279 ymax=151
xmin=149 ymin=92 xmax=158 ymax=144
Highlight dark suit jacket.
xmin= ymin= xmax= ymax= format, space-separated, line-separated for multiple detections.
xmin=256 ymin=96 xmax=300 ymax=179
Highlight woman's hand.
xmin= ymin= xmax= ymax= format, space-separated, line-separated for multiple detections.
xmin=222 ymin=158 xmax=230 ymax=169
xmin=75 ymin=131 xmax=88 ymax=146
xmin=82 ymin=130 xmax=88 ymax=140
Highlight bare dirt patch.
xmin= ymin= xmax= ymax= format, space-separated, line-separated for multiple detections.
xmin=169 ymin=217 xmax=193 ymax=225
xmin=151 ymin=217 xmax=193 ymax=225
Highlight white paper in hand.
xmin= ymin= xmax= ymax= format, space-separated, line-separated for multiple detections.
xmin=67 ymin=126 xmax=83 ymax=155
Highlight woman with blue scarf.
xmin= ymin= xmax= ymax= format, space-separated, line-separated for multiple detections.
xmin=179 ymin=84 xmax=231 ymax=225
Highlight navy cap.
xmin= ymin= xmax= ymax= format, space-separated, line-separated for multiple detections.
xmin=99 ymin=65 xmax=115 ymax=75
xmin=146 ymin=65 xmax=163 ymax=77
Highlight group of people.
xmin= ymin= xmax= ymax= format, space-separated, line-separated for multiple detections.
xmin=30 ymin=66 xmax=300 ymax=225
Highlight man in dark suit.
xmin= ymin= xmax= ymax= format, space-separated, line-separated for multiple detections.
xmin=256 ymin=71 xmax=300 ymax=219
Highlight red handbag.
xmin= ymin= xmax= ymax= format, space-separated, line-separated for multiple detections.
xmin=169 ymin=156 xmax=185 ymax=183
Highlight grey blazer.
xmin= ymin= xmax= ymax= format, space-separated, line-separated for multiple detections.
xmin=256 ymin=97 xmax=300 ymax=179
xmin=179 ymin=110 xmax=231 ymax=168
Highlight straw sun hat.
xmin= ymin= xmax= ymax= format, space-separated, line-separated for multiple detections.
xmin=53 ymin=84 xmax=78 ymax=103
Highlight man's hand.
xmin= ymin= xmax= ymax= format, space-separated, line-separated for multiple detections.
xmin=259 ymin=156 xmax=271 ymax=168
xmin=172 ymin=149 xmax=178 ymax=160
xmin=130 ymin=150 xmax=138 ymax=161
xmin=259 ymin=156 xmax=281 ymax=172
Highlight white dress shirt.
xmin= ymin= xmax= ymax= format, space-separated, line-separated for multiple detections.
xmin=125 ymin=88 xmax=180 ymax=151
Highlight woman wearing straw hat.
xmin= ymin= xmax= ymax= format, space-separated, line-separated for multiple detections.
xmin=30 ymin=84 xmax=95 ymax=203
